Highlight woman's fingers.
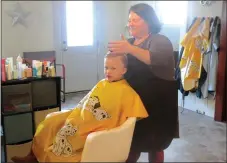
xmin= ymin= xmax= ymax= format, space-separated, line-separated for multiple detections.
xmin=107 ymin=43 xmax=122 ymax=50
xmin=108 ymin=51 xmax=125 ymax=55
xmin=109 ymin=48 xmax=125 ymax=55
xmin=108 ymin=44 xmax=119 ymax=48
xmin=121 ymin=34 xmax=126 ymax=40
xmin=108 ymin=46 xmax=121 ymax=52
xmin=108 ymin=40 xmax=125 ymax=45
xmin=108 ymin=39 xmax=128 ymax=54
xmin=108 ymin=47 xmax=121 ymax=52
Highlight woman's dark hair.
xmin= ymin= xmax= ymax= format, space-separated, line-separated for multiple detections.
xmin=129 ymin=3 xmax=162 ymax=34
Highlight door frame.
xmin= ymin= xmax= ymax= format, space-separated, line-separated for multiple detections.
xmin=52 ymin=1 xmax=100 ymax=93
xmin=214 ymin=1 xmax=226 ymax=122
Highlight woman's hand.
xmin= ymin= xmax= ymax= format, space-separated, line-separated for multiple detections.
xmin=108 ymin=34 xmax=151 ymax=65
xmin=107 ymin=35 xmax=133 ymax=55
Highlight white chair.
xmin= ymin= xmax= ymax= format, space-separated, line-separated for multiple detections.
xmin=45 ymin=111 xmax=136 ymax=162
xmin=81 ymin=117 xmax=136 ymax=162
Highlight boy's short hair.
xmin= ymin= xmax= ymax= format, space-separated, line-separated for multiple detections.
xmin=104 ymin=52 xmax=128 ymax=68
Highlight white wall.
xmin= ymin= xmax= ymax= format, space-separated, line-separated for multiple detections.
xmin=2 ymin=1 xmax=54 ymax=62
xmin=178 ymin=1 xmax=224 ymax=118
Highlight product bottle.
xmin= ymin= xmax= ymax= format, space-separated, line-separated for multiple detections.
xmin=16 ymin=54 xmax=23 ymax=62
xmin=1 ymin=59 xmax=6 ymax=81
xmin=16 ymin=54 xmax=23 ymax=79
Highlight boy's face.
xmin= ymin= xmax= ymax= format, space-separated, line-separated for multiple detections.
xmin=104 ymin=56 xmax=127 ymax=82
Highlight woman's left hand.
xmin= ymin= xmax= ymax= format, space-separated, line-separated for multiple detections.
xmin=108 ymin=35 xmax=133 ymax=55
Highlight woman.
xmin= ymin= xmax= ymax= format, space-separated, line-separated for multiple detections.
xmin=108 ymin=3 xmax=179 ymax=162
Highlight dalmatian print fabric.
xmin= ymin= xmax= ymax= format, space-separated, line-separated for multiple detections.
xmin=52 ymin=93 xmax=111 ymax=157
xmin=52 ymin=123 xmax=78 ymax=157
xmin=85 ymin=96 xmax=111 ymax=120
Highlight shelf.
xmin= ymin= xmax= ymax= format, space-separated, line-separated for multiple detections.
xmin=4 ymin=139 xmax=33 ymax=146
xmin=32 ymin=105 xmax=60 ymax=111
xmin=2 ymin=83 xmax=32 ymax=114
xmin=1 ymin=76 xmax=61 ymax=162
xmin=1 ymin=76 xmax=61 ymax=86
xmin=2 ymin=110 xmax=33 ymax=117
xmin=3 ymin=113 xmax=34 ymax=145
xmin=3 ymin=103 xmax=31 ymax=114
xmin=1 ymin=105 xmax=60 ymax=116
xmin=32 ymin=79 xmax=58 ymax=108
xmin=5 ymin=141 xmax=32 ymax=162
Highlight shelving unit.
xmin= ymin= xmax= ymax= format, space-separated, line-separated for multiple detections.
xmin=1 ymin=76 xmax=61 ymax=162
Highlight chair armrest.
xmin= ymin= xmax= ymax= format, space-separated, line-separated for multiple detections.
xmin=86 ymin=117 xmax=136 ymax=143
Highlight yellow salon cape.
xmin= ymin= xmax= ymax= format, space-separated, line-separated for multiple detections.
xmin=32 ymin=79 xmax=148 ymax=162
xmin=179 ymin=17 xmax=210 ymax=91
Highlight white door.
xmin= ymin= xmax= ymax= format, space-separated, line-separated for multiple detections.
xmin=55 ymin=1 xmax=99 ymax=93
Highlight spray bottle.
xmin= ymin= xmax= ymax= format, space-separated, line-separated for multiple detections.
xmin=16 ymin=54 xmax=23 ymax=78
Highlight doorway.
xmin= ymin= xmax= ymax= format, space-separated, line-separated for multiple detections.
xmin=53 ymin=1 xmax=99 ymax=93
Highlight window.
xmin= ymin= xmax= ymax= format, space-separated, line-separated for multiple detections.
xmin=156 ymin=1 xmax=188 ymax=25
xmin=66 ymin=1 xmax=94 ymax=47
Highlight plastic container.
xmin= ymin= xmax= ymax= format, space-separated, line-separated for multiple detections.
xmin=16 ymin=54 xmax=23 ymax=79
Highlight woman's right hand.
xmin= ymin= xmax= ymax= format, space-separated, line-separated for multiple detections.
xmin=107 ymin=34 xmax=133 ymax=55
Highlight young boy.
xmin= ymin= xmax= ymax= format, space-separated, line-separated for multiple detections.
xmin=12 ymin=53 xmax=148 ymax=162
